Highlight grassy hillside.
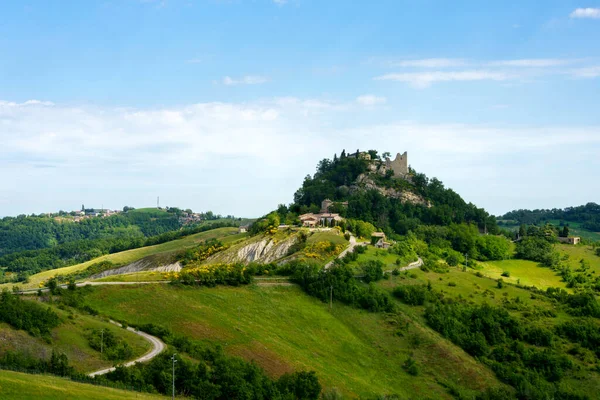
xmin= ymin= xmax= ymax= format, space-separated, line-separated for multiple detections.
xmin=79 ymin=284 xmax=501 ymax=399
xmin=376 ymin=265 xmax=600 ymax=397
xmin=3 ymin=227 xmax=243 ymax=290
xmin=0 ymin=300 xmax=150 ymax=373
xmin=0 ymin=369 xmax=166 ymax=400
xmin=476 ymin=243 xmax=600 ymax=291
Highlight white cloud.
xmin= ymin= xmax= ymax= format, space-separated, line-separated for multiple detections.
xmin=391 ymin=58 xmax=467 ymax=68
xmin=570 ymin=66 xmax=600 ymax=78
xmin=570 ymin=8 xmax=600 ymax=19
xmin=374 ymin=70 xmax=511 ymax=88
xmin=487 ymin=59 xmax=573 ymax=67
xmin=356 ymin=95 xmax=387 ymax=106
xmin=222 ymin=75 xmax=268 ymax=86
xmin=0 ymin=100 xmax=55 ymax=107
xmin=1 ymin=98 xmax=600 ymax=216
xmin=273 ymin=0 xmax=288 ymax=4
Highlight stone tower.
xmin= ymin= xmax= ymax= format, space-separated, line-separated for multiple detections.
xmin=385 ymin=152 xmax=408 ymax=177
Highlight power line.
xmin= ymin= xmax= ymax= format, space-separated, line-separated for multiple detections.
xmin=171 ymin=353 xmax=177 ymax=400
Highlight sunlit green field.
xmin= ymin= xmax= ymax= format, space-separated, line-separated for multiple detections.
xmin=81 ymin=284 xmax=501 ymax=399
xmin=0 ymin=369 xmax=166 ymax=400
xmin=478 ymin=259 xmax=565 ymax=290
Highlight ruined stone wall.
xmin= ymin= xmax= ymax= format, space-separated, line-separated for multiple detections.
xmin=385 ymin=152 xmax=408 ymax=177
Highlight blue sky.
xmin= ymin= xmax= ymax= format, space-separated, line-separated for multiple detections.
xmin=1 ymin=0 xmax=599 ymax=217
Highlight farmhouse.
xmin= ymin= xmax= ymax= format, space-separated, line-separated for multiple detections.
xmin=558 ymin=236 xmax=581 ymax=245
xmin=371 ymin=232 xmax=391 ymax=249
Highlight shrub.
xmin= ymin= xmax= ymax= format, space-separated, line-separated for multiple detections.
xmin=393 ymin=285 xmax=428 ymax=306
xmin=448 ymin=281 xmax=457 ymax=287
xmin=361 ymin=260 xmax=384 ymax=283
xmin=402 ymin=357 xmax=418 ymax=376
xmin=446 ymin=253 xmax=460 ymax=266
xmin=501 ymin=271 xmax=510 ymax=277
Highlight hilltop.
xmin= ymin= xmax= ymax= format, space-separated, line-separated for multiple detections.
xmin=289 ymin=149 xmax=497 ymax=235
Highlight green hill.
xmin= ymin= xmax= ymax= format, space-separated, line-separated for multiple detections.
xmin=0 ymin=299 xmax=150 ymax=374
xmin=3 ymin=227 xmax=243 ymax=290
xmin=78 ymin=284 xmax=501 ymax=399
xmin=0 ymin=369 xmax=166 ymax=400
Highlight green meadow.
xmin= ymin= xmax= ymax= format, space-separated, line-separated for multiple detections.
xmin=0 ymin=369 xmax=166 ymax=400
xmin=80 ymin=283 xmax=500 ymax=399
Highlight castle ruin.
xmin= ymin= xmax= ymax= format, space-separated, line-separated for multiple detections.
xmin=384 ymin=152 xmax=409 ymax=177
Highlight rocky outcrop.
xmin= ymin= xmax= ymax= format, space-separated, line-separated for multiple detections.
xmin=208 ymin=235 xmax=298 ymax=264
xmin=90 ymin=259 xmax=182 ymax=279
xmin=350 ymin=174 xmax=430 ymax=207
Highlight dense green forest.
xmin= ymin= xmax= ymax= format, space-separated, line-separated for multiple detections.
xmin=500 ymin=203 xmax=600 ymax=231
xmin=0 ymin=208 xmax=181 ymax=257
xmin=289 ymin=150 xmax=498 ymax=235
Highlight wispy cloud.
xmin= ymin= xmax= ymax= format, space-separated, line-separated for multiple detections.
xmin=487 ymin=59 xmax=574 ymax=67
xmin=570 ymin=66 xmax=600 ymax=78
xmin=570 ymin=8 xmax=600 ymax=19
xmin=0 ymin=100 xmax=55 ymax=107
xmin=374 ymin=70 xmax=511 ymax=88
xmin=356 ymin=95 xmax=386 ymax=106
xmin=391 ymin=58 xmax=467 ymax=68
xmin=376 ymin=57 xmax=597 ymax=87
xmin=273 ymin=0 xmax=288 ymax=5
xmin=222 ymin=76 xmax=268 ymax=86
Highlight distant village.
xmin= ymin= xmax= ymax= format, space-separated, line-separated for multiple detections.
xmin=40 ymin=205 xmax=209 ymax=225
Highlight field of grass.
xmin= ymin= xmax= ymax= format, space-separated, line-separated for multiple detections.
xmin=80 ymin=284 xmax=501 ymax=398
xmin=94 ymin=271 xmax=168 ymax=282
xmin=474 ymin=243 xmax=600 ymax=291
xmin=0 ymin=300 xmax=150 ymax=373
xmin=305 ymin=230 xmax=347 ymax=246
xmin=343 ymin=246 xmax=418 ymax=273
xmin=3 ymin=227 xmax=242 ymax=291
xmin=0 ymin=370 xmax=166 ymax=400
xmin=478 ymin=259 xmax=565 ymax=290
xmin=557 ymin=243 xmax=600 ymax=272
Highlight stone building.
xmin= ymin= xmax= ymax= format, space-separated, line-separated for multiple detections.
xmin=558 ymin=236 xmax=581 ymax=245
xmin=371 ymin=232 xmax=391 ymax=249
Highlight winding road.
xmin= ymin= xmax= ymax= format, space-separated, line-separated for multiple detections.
xmin=88 ymin=320 xmax=166 ymax=377
xmin=324 ymin=234 xmax=367 ymax=270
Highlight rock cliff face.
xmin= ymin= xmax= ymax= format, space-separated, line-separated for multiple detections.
xmin=350 ymin=173 xmax=430 ymax=207
xmin=208 ymin=235 xmax=297 ymax=264
xmin=90 ymin=259 xmax=182 ymax=279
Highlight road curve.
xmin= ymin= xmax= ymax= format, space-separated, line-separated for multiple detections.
xmin=88 ymin=320 xmax=166 ymax=377
xmin=324 ymin=234 xmax=367 ymax=270
xmin=385 ymin=257 xmax=423 ymax=274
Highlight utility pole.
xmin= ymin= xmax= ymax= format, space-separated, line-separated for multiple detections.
xmin=465 ymin=253 xmax=468 ymax=268
xmin=329 ymin=286 xmax=333 ymax=311
xmin=100 ymin=329 xmax=104 ymax=357
xmin=171 ymin=353 xmax=177 ymax=400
